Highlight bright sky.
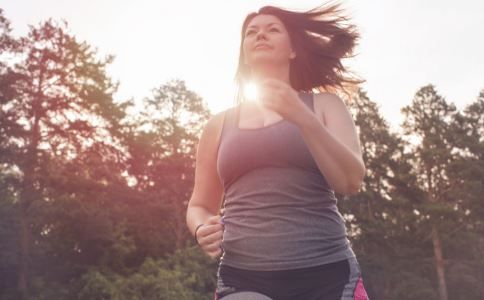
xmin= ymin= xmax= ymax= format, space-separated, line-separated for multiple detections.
xmin=3 ymin=0 xmax=484 ymax=131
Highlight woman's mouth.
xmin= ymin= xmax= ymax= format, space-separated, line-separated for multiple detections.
xmin=254 ymin=45 xmax=271 ymax=51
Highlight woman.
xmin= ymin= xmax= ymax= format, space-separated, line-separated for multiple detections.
xmin=186 ymin=3 xmax=369 ymax=299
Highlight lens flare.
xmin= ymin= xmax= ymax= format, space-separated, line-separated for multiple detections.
xmin=243 ymin=82 xmax=259 ymax=102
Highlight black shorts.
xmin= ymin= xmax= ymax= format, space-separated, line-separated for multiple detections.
xmin=215 ymin=257 xmax=369 ymax=300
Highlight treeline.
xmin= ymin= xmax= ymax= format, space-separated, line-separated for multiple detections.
xmin=0 ymin=10 xmax=482 ymax=300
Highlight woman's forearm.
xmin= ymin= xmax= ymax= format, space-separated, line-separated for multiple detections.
xmin=297 ymin=114 xmax=365 ymax=195
xmin=186 ymin=205 xmax=215 ymax=236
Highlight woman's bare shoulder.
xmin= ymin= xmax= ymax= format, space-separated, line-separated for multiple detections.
xmin=313 ymin=92 xmax=344 ymax=125
xmin=204 ymin=110 xmax=226 ymax=132
xmin=199 ymin=105 xmax=236 ymax=146
xmin=312 ymin=92 xmax=349 ymax=121
xmin=203 ymin=106 xmax=234 ymax=133
xmin=312 ymin=91 xmax=345 ymax=105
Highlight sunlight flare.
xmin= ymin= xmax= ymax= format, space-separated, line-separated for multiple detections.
xmin=243 ymin=81 xmax=259 ymax=102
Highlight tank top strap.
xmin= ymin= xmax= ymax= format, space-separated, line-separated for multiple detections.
xmin=233 ymin=104 xmax=241 ymax=129
xmin=230 ymin=105 xmax=240 ymax=129
xmin=299 ymin=92 xmax=315 ymax=112
xmin=220 ymin=105 xmax=238 ymax=139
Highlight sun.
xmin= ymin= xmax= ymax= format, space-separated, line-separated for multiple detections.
xmin=243 ymin=82 xmax=259 ymax=102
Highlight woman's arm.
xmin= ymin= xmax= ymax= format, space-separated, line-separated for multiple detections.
xmin=186 ymin=110 xmax=225 ymax=258
xmin=297 ymin=93 xmax=365 ymax=196
xmin=257 ymin=79 xmax=365 ymax=196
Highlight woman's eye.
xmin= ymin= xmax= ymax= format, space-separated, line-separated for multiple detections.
xmin=245 ymin=28 xmax=279 ymax=36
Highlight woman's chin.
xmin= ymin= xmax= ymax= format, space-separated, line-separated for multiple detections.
xmin=248 ymin=55 xmax=282 ymax=66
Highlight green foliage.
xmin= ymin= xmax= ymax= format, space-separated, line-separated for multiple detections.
xmin=341 ymin=87 xmax=484 ymax=299
xmin=1 ymin=8 xmax=483 ymax=300
xmin=0 ymin=172 xmax=20 ymax=298
xmin=74 ymin=247 xmax=216 ymax=300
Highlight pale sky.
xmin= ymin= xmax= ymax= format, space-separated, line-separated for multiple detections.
xmin=3 ymin=0 xmax=484 ymax=131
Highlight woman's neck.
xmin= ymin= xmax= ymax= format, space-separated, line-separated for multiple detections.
xmin=250 ymin=63 xmax=290 ymax=85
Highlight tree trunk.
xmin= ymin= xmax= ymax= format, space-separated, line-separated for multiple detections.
xmin=17 ymin=61 xmax=43 ymax=298
xmin=17 ymin=150 xmax=37 ymax=299
xmin=431 ymin=225 xmax=448 ymax=300
xmin=17 ymin=207 xmax=30 ymax=300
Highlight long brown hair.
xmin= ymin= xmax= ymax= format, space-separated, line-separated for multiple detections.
xmin=234 ymin=1 xmax=364 ymax=103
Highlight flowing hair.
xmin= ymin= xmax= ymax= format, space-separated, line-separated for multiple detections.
xmin=234 ymin=1 xmax=364 ymax=103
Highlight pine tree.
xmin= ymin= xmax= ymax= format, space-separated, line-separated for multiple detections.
xmin=401 ymin=84 xmax=463 ymax=300
xmin=0 ymin=17 xmax=129 ymax=298
xmin=342 ymin=89 xmax=433 ymax=299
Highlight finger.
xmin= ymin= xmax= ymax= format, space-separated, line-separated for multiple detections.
xmin=206 ymin=214 xmax=222 ymax=225
xmin=202 ymin=230 xmax=223 ymax=245
xmin=198 ymin=227 xmax=223 ymax=246
xmin=261 ymin=78 xmax=282 ymax=87
xmin=259 ymin=83 xmax=279 ymax=96
xmin=259 ymin=99 xmax=277 ymax=111
xmin=261 ymin=89 xmax=284 ymax=104
xmin=205 ymin=242 xmax=222 ymax=253
xmin=208 ymin=248 xmax=222 ymax=259
xmin=198 ymin=225 xmax=223 ymax=245
xmin=200 ymin=223 xmax=223 ymax=236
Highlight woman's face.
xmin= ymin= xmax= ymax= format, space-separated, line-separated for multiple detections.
xmin=242 ymin=14 xmax=295 ymax=68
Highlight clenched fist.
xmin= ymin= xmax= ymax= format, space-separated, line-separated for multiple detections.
xmin=196 ymin=215 xmax=224 ymax=259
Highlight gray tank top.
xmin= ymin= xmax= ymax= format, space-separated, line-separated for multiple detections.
xmin=217 ymin=91 xmax=355 ymax=271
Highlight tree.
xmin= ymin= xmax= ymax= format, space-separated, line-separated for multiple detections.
xmin=401 ymin=84 xmax=462 ymax=300
xmin=124 ymin=79 xmax=211 ymax=252
xmin=0 ymin=17 xmax=129 ymax=298
xmin=341 ymin=89 xmax=432 ymax=299
xmin=444 ymin=90 xmax=484 ymax=299
xmin=0 ymin=9 xmax=22 ymax=298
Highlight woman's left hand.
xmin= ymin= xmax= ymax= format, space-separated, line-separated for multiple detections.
xmin=257 ymin=78 xmax=313 ymax=127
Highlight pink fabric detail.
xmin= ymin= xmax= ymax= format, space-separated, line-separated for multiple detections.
xmin=354 ymin=276 xmax=369 ymax=300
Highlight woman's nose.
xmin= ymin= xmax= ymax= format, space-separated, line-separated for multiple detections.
xmin=256 ymin=31 xmax=267 ymax=41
